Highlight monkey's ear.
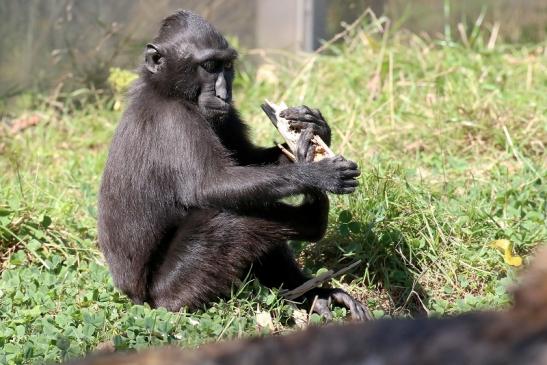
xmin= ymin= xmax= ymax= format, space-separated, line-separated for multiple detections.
xmin=145 ymin=44 xmax=164 ymax=74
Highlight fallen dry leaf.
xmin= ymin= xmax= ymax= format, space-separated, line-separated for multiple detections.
xmin=10 ymin=114 xmax=41 ymax=134
xmin=490 ymin=239 xmax=523 ymax=267
xmin=255 ymin=310 xmax=275 ymax=332
xmin=292 ymin=308 xmax=308 ymax=329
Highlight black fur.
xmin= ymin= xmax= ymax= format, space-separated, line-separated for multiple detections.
xmin=98 ymin=10 xmax=367 ymax=319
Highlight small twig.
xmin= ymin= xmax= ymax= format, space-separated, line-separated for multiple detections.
xmin=281 ymin=260 xmax=362 ymax=301
xmin=487 ymin=22 xmax=500 ymax=50
xmin=216 ymin=316 xmax=236 ymax=341
xmin=311 ymin=136 xmax=335 ymax=157
xmin=277 ymin=143 xmax=296 ymax=162
xmin=457 ymin=23 xmax=470 ymax=48
xmin=307 ymin=295 xmax=319 ymax=323
xmin=283 ymin=270 xmax=334 ymax=301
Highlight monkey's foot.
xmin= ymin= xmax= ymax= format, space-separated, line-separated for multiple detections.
xmin=305 ymin=287 xmax=372 ymax=321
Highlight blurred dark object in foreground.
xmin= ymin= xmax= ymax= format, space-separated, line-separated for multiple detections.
xmin=69 ymin=248 xmax=547 ymax=365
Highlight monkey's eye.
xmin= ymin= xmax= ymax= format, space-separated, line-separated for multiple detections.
xmin=224 ymin=61 xmax=233 ymax=70
xmin=200 ymin=60 xmax=223 ymax=73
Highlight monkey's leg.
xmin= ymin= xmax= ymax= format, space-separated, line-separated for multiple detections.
xmin=146 ymin=209 xmax=292 ymax=311
xmin=253 ymin=243 xmax=372 ymax=321
xmin=252 ymin=243 xmax=308 ymax=289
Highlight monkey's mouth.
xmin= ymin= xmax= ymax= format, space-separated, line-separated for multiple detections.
xmin=209 ymin=101 xmax=230 ymax=114
xmin=198 ymin=96 xmax=230 ymax=113
xmin=216 ymin=97 xmax=231 ymax=107
xmin=198 ymin=97 xmax=231 ymax=117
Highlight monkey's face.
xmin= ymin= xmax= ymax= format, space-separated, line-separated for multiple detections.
xmin=195 ymin=53 xmax=236 ymax=120
xmin=143 ymin=14 xmax=237 ymax=121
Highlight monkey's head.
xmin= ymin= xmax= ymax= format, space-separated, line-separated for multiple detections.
xmin=143 ymin=11 xmax=237 ymax=120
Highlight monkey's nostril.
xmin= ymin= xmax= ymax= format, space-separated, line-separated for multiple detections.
xmin=216 ymin=93 xmax=230 ymax=103
xmin=215 ymin=90 xmax=228 ymax=101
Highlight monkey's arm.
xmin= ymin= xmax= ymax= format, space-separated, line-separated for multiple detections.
xmin=194 ymin=158 xmax=356 ymax=209
xmin=241 ymin=145 xmax=292 ymax=165
xmin=214 ymin=112 xmax=290 ymax=165
xmin=221 ymin=111 xmax=323 ymax=166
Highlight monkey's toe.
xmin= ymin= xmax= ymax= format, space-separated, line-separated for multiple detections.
xmin=307 ymin=287 xmax=372 ymax=322
xmin=312 ymin=298 xmax=334 ymax=321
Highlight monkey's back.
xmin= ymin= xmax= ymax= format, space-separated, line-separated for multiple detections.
xmin=97 ymin=86 xmax=193 ymax=302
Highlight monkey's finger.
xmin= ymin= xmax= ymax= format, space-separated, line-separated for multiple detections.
xmin=280 ymin=106 xmax=311 ymax=118
xmin=352 ymin=303 xmax=371 ymax=321
xmin=331 ymin=186 xmax=356 ymax=194
xmin=288 ymin=120 xmax=323 ymax=134
xmin=296 ymin=137 xmax=311 ymax=158
xmin=280 ymin=109 xmax=302 ymax=120
xmin=341 ymin=175 xmax=360 ymax=184
xmin=282 ymin=107 xmax=324 ymax=121
xmin=297 ymin=128 xmax=314 ymax=162
xmin=295 ymin=108 xmax=325 ymax=123
xmin=336 ymin=161 xmax=359 ymax=172
xmin=341 ymin=179 xmax=359 ymax=188
xmin=311 ymin=108 xmax=324 ymax=119
xmin=348 ymin=302 xmax=364 ymax=321
xmin=302 ymin=105 xmax=324 ymax=120
xmin=360 ymin=304 xmax=374 ymax=321
xmin=312 ymin=299 xmax=333 ymax=322
xmin=293 ymin=107 xmax=329 ymax=133
xmin=286 ymin=117 xmax=326 ymax=131
xmin=301 ymin=126 xmax=315 ymax=139
xmin=287 ymin=120 xmax=305 ymax=131
xmin=340 ymin=170 xmax=360 ymax=178
xmin=332 ymin=292 xmax=367 ymax=321
xmin=348 ymin=299 xmax=372 ymax=321
xmin=298 ymin=143 xmax=315 ymax=163
xmin=291 ymin=114 xmax=317 ymax=122
xmin=341 ymin=187 xmax=357 ymax=194
xmin=331 ymin=291 xmax=355 ymax=310
xmin=302 ymin=127 xmax=317 ymax=162
xmin=341 ymin=160 xmax=359 ymax=170
xmin=305 ymin=145 xmax=315 ymax=163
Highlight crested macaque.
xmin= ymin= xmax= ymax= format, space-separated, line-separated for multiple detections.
xmin=98 ymin=10 xmax=368 ymax=320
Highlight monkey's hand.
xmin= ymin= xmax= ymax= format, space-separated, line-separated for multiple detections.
xmin=303 ymin=287 xmax=372 ymax=321
xmin=303 ymin=156 xmax=359 ymax=194
xmin=296 ymin=126 xmax=318 ymax=163
xmin=280 ymin=105 xmax=332 ymax=147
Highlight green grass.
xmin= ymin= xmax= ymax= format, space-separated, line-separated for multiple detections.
xmin=1 ymin=17 xmax=546 ymax=364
